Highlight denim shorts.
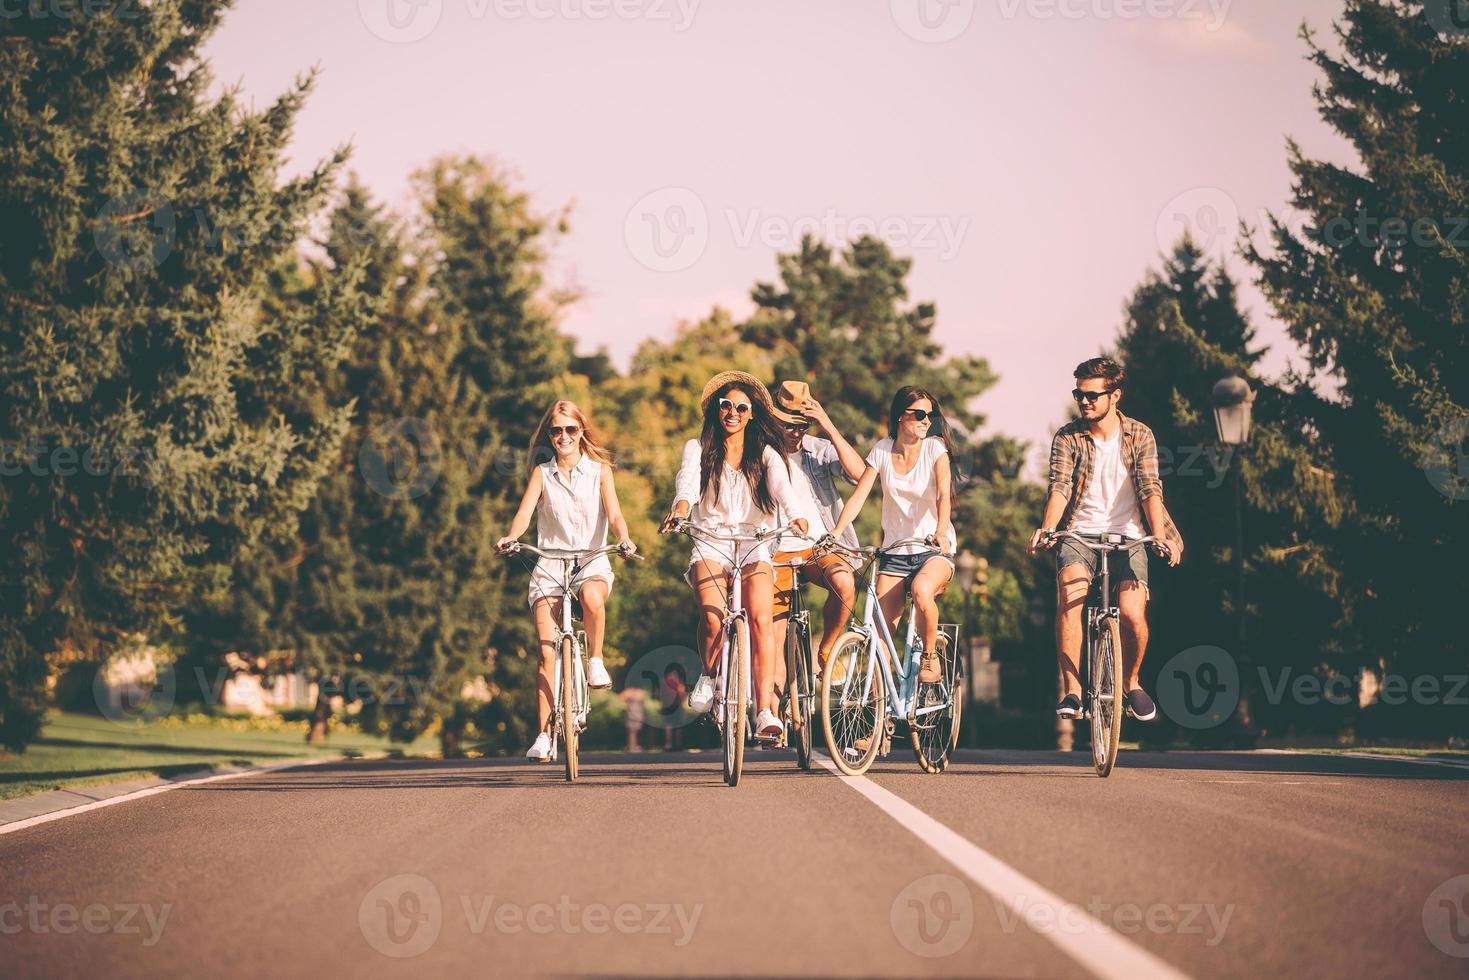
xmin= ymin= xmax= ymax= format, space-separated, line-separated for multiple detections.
xmin=1055 ymin=534 xmax=1150 ymax=591
xmin=877 ymin=550 xmax=955 ymax=584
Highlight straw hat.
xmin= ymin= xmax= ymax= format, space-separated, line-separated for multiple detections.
xmin=699 ymin=371 xmax=804 ymax=425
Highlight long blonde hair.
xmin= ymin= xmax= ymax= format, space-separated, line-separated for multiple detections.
xmin=526 ymin=399 xmax=614 ymax=473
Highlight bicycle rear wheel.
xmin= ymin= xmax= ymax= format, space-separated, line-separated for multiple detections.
xmin=822 ymin=631 xmax=886 ymax=776
xmin=722 ymin=619 xmax=749 ymax=787
xmin=910 ymin=635 xmax=962 ymax=774
xmin=561 ymin=636 xmax=579 ymax=783
xmin=787 ymin=618 xmax=815 ymax=771
xmin=1090 ymin=617 xmax=1124 ymax=777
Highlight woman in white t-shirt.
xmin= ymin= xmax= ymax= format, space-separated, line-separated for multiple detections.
xmin=659 ymin=372 xmax=808 ymax=740
xmin=497 ymin=400 xmax=637 ymax=762
xmin=828 ymin=386 xmax=957 ymax=685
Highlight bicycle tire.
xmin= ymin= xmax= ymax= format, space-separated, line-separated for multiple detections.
xmin=822 ymin=631 xmax=886 ymax=776
xmin=910 ymin=635 xmax=961 ymax=774
xmin=723 ymin=619 xmax=749 ymax=787
xmin=561 ymin=635 xmax=579 ymax=783
xmin=790 ymin=619 xmax=815 ymax=771
xmin=1090 ymin=617 xmax=1124 ymax=777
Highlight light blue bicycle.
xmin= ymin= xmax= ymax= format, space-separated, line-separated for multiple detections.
xmin=817 ymin=539 xmax=963 ymax=776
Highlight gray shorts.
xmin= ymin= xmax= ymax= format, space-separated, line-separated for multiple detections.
xmin=1055 ymin=534 xmax=1150 ymax=592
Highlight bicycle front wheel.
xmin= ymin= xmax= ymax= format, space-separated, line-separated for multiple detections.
xmin=822 ymin=631 xmax=886 ymax=776
xmin=561 ymin=635 xmax=580 ymax=783
xmin=910 ymin=635 xmax=962 ymax=774
xmin=788 ymin=618 xmax=815 ymax=771
xmin=1090 ymin=617 xmax=1124 ymax=777
xmin=722 ymin=619 xmax=749 ymax=787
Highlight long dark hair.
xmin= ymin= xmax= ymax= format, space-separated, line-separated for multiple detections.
xmin=699 ymin=382 xmax=786 ymax=514
xmin=888 ymin=386 xmax=955 ymax=455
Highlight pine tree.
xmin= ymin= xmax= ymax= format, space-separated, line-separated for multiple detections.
xmin=0 ymin=2 xmax=364 ymax=750
xmin=1247 ymin=1 xmax=1469 ymax=720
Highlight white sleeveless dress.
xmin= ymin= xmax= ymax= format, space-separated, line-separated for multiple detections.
xmin=527 ymin=455 xmax=615 ymax=606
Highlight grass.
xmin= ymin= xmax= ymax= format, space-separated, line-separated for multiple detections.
xmin=0 ymin=711 xmax=437 ymax=802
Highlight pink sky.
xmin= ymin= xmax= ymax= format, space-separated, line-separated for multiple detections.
xmin=204 ymin=0 xmax=1352 ymax=464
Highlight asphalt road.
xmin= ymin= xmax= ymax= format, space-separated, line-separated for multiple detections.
xmin=2 ymin=748 xmax=1467 ymax=979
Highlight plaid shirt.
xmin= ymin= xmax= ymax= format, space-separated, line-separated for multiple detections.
xmin=1047 ymin=411 xmax=1165 ymax=533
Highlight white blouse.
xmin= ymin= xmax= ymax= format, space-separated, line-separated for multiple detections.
xmin=536 ymin=455 xmax=609 ymax=552
xmin=866 ymin=437 xmax=957 ymax=555
xmin=673 ymin=438 xmax=802 ymax=532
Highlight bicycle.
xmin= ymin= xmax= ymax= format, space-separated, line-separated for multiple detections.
xmin=1042 ymin=530 xmax=1169 ymax=778
xmin=772 ymin=552 xmax=817 ymax=771
xmin=499 ymin=542 xmax=639 ymax=782
xmin=665 ymin=519 xmax=800 ymax=787
xmin=817 ymin=538 xmax=964 ymax=776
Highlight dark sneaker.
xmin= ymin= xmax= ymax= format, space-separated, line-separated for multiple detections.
xmin=1125 ymin=688 xmax=1158 ymax=722
xmin=1055 ymin=694 xmax=1082 ymax=719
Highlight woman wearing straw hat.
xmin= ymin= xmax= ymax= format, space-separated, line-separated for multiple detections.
xmin=658 ymin=371 xmax=809 ymax=741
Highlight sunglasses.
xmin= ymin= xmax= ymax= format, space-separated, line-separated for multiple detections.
xmin=718 ymin=398 xmax=753 ymax=416
xmin=783 ymin=422 xmax=810 ymax=434
xmin=548 ymin=425 xmax=581 ymax=438
xmin=903 ymin=408 xmax=935 ymax=422
xmin=1072 ymin=388 xmax=1117 ymax=405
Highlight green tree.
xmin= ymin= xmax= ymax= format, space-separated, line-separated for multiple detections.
xmin=1247 ymin=1 xmax=1468 ymax=729
xmin=0 ymin=2 xmax=364 ymax=750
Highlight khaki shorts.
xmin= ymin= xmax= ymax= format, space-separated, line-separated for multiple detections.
xmin=771 ymin=548 xmax=856 ymax=617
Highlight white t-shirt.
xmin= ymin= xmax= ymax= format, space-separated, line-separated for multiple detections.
xmin=776 ymin=451 xmax=830 ymax=552
xmin=535 ymin=455 xmax=608 ymax=551
xmin=672 ymin=438 xmax=800 ymax=530
xmin=866 ymin=438 xmax=957 ymax=555
xmin=1070 ymin=433 xmax=1143 ymax=537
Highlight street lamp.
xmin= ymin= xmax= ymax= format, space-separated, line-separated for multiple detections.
xmin=1211 ymin=376 xmax=1256 ymax=741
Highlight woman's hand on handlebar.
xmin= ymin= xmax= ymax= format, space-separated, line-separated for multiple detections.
xmin=495 ymin=536 xmax=519 ymax=554
xmin=1026 ymin=528 xmax=1056 ymax=555
xmin=617 ymin=537 xmax=640 ymax=559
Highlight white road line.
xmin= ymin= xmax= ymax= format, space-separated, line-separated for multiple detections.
xmin=817 ymin=757 xmax=1192 ymax=980
xmin=0 ymin=757 xmax=335 ymax=837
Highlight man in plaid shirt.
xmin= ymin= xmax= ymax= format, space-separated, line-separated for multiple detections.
xmin=1027 ymin=357 xmax=1185 ymax=722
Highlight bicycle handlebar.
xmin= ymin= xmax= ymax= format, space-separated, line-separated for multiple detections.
xmin=500 ymin=542 xmax=643 ymax=562
xmin=663 ymin=519 xmax=801 ymax=545
xmin=1042 ymin=530 xmax=1170 ymax=556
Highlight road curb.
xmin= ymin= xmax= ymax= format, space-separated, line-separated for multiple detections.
xmin=0 ymin=755 xmax=352 ymax=835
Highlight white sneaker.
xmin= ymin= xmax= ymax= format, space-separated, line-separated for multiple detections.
xmin=587 ymin=657 xmax=613 ymax=690
xmin=689 ymin=675 xmax=716 ymax=714
xmin=755 ymin=708 xmax=783 ymax=740
xmin=525 ymin=732 xmax=552 ymax=762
